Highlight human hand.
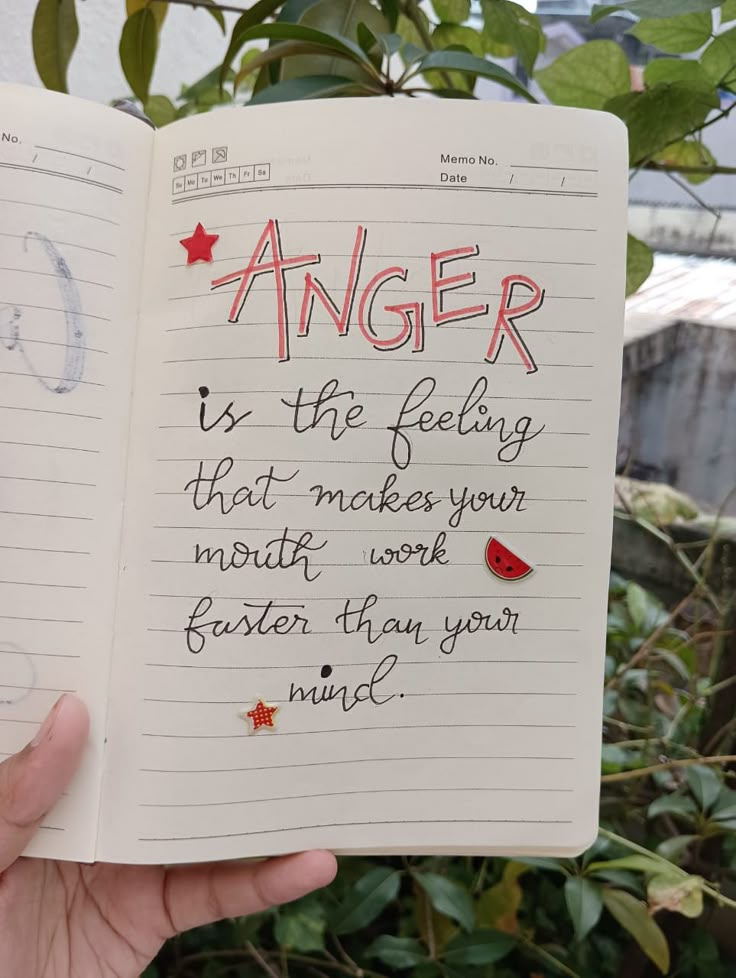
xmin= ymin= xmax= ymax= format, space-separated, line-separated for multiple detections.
xmin=0 ymin=695 xmax=337 ymax=977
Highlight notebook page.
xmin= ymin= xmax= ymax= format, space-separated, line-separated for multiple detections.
xmin=100 ymin=98 xmax=627 ymax=863
xmin=0 ymin=85 xmax=152 ymax=860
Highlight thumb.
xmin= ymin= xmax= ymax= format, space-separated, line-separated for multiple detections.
xmin=0 ymin=694 xmax=88 ymax=872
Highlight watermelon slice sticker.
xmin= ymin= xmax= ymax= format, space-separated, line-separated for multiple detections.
xmin=485 ymin=537 xmax=533 ymax=582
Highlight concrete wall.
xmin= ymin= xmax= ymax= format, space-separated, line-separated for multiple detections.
xmin=619 ymin=322 xmax=736 ymax=514
xmin=0 ymin=0 xmax=236 ymax=103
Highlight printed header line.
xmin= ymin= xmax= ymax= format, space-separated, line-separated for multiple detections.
xmin=171 ymin=182 xmax=598 ymax=204
xmin=170 ymin=218 xmax=598 ymax=236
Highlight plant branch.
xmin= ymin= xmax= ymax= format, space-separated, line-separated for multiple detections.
xmin=605 ymin=590 xmax=695 ymax=691
xmin=599 ymin=828 xmax=736 ymax=912
xmin=398 ymin=0 xmax=454 ymax=88
xmin=601 ymin=753 xmax=736 ymax=783
xmin=519 ymin=937 xmax=582 ymax=978
xmin=643 ymin=161 xmax=736 ymax=177
xmin=247 ymin=941 xmax=283 ymax=978
xmin=162 ymin=0 xmax=271 ymax=14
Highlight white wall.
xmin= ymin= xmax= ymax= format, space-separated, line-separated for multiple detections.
xmin=0 ymin=0 xmax=236 ymax=103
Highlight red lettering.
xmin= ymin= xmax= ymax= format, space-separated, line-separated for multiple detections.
xmin=298 ymin=225 xmax=367 ymax=339
xmin=430 ymin=246 xmax=488 ymax=325
xmin=210 ymin=219 xmax=318 ymax=362
xmin=358 ymin=268 xmax=424 ymax=352
xmin=485 ymin=274 xmax=543 ymax=374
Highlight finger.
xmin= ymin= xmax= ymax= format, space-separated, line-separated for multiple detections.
xmin=163 ymin=849 xmax=337 ymax=935
xmin=0 ymin=694 xmax=89 ymax=872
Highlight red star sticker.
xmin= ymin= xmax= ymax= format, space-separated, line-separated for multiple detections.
xmin=241 ymin=699 xmax=278 ymax=732
xmin=179 ymin=222 xmax=219 ymax=264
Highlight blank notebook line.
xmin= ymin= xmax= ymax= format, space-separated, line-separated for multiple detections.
xmin=141 ymin=785 xmax=575 ymax=808
xmin=141 ymin=721 xmax=576 ymax=739
xmin=140 ymin=817 xmax=574 ymax=842
xmin=141 ymin=755 xmax=576 ymax=775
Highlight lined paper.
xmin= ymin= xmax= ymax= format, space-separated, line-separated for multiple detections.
xmin=0 ymin=85 xmax=152 ymax=859
xmin=99 ymin=99 xmax=627 ymax=863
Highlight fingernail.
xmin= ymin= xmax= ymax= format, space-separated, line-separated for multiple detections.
xmin=30 ymin=694 xmax=67 ymax=749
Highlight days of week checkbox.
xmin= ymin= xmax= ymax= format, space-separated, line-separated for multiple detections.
xmin=172 ymin=162 xmax=270 ymax=195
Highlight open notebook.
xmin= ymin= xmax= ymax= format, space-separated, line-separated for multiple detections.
xmin=0 ymin=83 xmax=627 ymax=864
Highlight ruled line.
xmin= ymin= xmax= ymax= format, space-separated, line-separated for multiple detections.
xmin=1 ymin=301 xmax=111 ymax=322
xmin=141 ymin=720 xmax=576 ymax=738
xmin=0 ymin=372 xmax=105 ymax=388
xmin=0 ymin=476 xmax=96 ymax=488
xmin=0 ymin=511 xmax=93 ymax=521
xmin=159 ymin=389 xmax=594 ymax=403
xmin=141 ymin=817 xmax=573 ymax=842
xmin=0 ymin=404 xmax=103 ymax=420
xmin=0 ymin=266 xmax=113 ymax=289
xmin=143 ymin=660 xmax=577 ymax=671
xmin=35 ymin=144 xmax=127 ymax=172
xmin=0 ymin=198 xmax=119 ymax=226
xmin=0 ymin=231 xmax=116 ymax=258
xmin=0 ymin=162 xmax=122 ymax=194
xmin=171 ymin=218 xmax=598 ymax=236
xmin=0 ymin=440 xmax=100 ymax=454
xmin=148 ymin=591 xmax=581 ymax=600
xmin=141 ymin=754 xmax=575 ymax=774
xmin=144 ymin=692 xmax=576 ymax=704
xmin=152 ymin=526 xmax=585 ymax=536
xmin=141 ymin=784 xmax=574 ymax=808
xmin=0 ymin=545 xmax=90 ymax=556
xmin=162 ymin=355 xmax=594 ymax=368
xmin=155 ymin=459 xmax=588 ymax=470
xmin=0 ymin=580 xmax=87 ymax=589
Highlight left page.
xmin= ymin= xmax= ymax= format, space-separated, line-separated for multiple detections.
xmin=0 ymin=85 xmax=153 ymax=860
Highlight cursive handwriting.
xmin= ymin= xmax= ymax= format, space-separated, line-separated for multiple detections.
xmin=440 ymin=606 xmax=519 ymax=655
xmin=194 ymin=527 xmax=327 ymax=582
xmin=335 ymin=594 xmax=427 ymax=647
xmin=288 ymin=654 xmax=398 ymax=712
xmin=184 ymin=458 xmax=298 ymax=515
xmin=185 ymin=597 xmax=311 ymax=654
xmin=387 ymin=376 xmax=545 ymax=470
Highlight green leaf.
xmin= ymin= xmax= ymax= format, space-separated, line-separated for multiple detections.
xmin=629 ymin=12 xmax=713 ymax=53
xmin=378 ymin=0 xmax=399 ymax=30
xmin=248 ymin=73 xmax=374 ymax=103
xmin=282 ymin=0 xmax=388 ymax=80
xmin=648 ymin=794 xmax=699 ymax=820
xmin=626 ymin=581 xmax=658 ymax=629
xmin=365 ymin=936 xmax=426 ymax=969
xmin=593 ymin=0 xmax=722 ymax=23
xmin=433 ymin=23 xmax=485 ymax=56
xmin=414 ymin=49 xmax=534 ymax=100
xmin=220 ymin=0 xmax=291 ymax=85
xmin=535 ymin=40 xmax=629 ymax=110
xmin=654 ymin=138 xmax=716 ymax=184
xmin=586 ymin=855 xmax=671 ymax=876
xmin=602 ymin=889 xmax=670 ymax=974
xmin=32 ymin=0 xmax=79 ymax=93
xmin=723 ymin=0 xmax=736 ymax=22
xmin=656 ymin=835 xmax=698 ymax=862
xmin=647 ymin=873 xmax=704 ymax=918
xmin=701 ymin=24 xmax=736 ymax=89
xmin=415 ymin=872 xmax=475 ymax=932
xmin=686 ymin=764 xmax=722 ymax=813
xmin=143 ymin=94 xmax=176 ymax=126
xmin=711 ymin=788 xmax=736 ymax=820
xmin=331 ymin=867 xmax=401 ymax=935
xmin=442 ymin=930 xmax=516 ymax=966
xmin=607 ymin=82 xmax=719 ymax=165
xmin=514 ymin=856 xmax=569 ymax=874
xmin=564 ymin=877 xmax=604 ymax=943
xmin=126 ymin=0 xmax=168 ymax=29
xmin=119 ymin=8 xmax=158 ymax=104
xmin=197 ymin=0 xmax=227 ymax=33
xmin=274 ymin=897 xmax=326 ymax=951
xmin=644 ymin=57 xmax=712 ymax=87
xmin=481 ymin=0 xmax=544 ymax=75
xmin=431 ymin=0 xmax=471 ymax=22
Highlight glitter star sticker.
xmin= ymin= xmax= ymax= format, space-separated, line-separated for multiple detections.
xmin=179 ymin=222 xmax=219 ymax=264
xmin=241 ymin=699 xmax=278 ymax=733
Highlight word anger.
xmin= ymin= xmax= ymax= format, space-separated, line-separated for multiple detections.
xmin=211 ymin=219 xmax=544 ymax=370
